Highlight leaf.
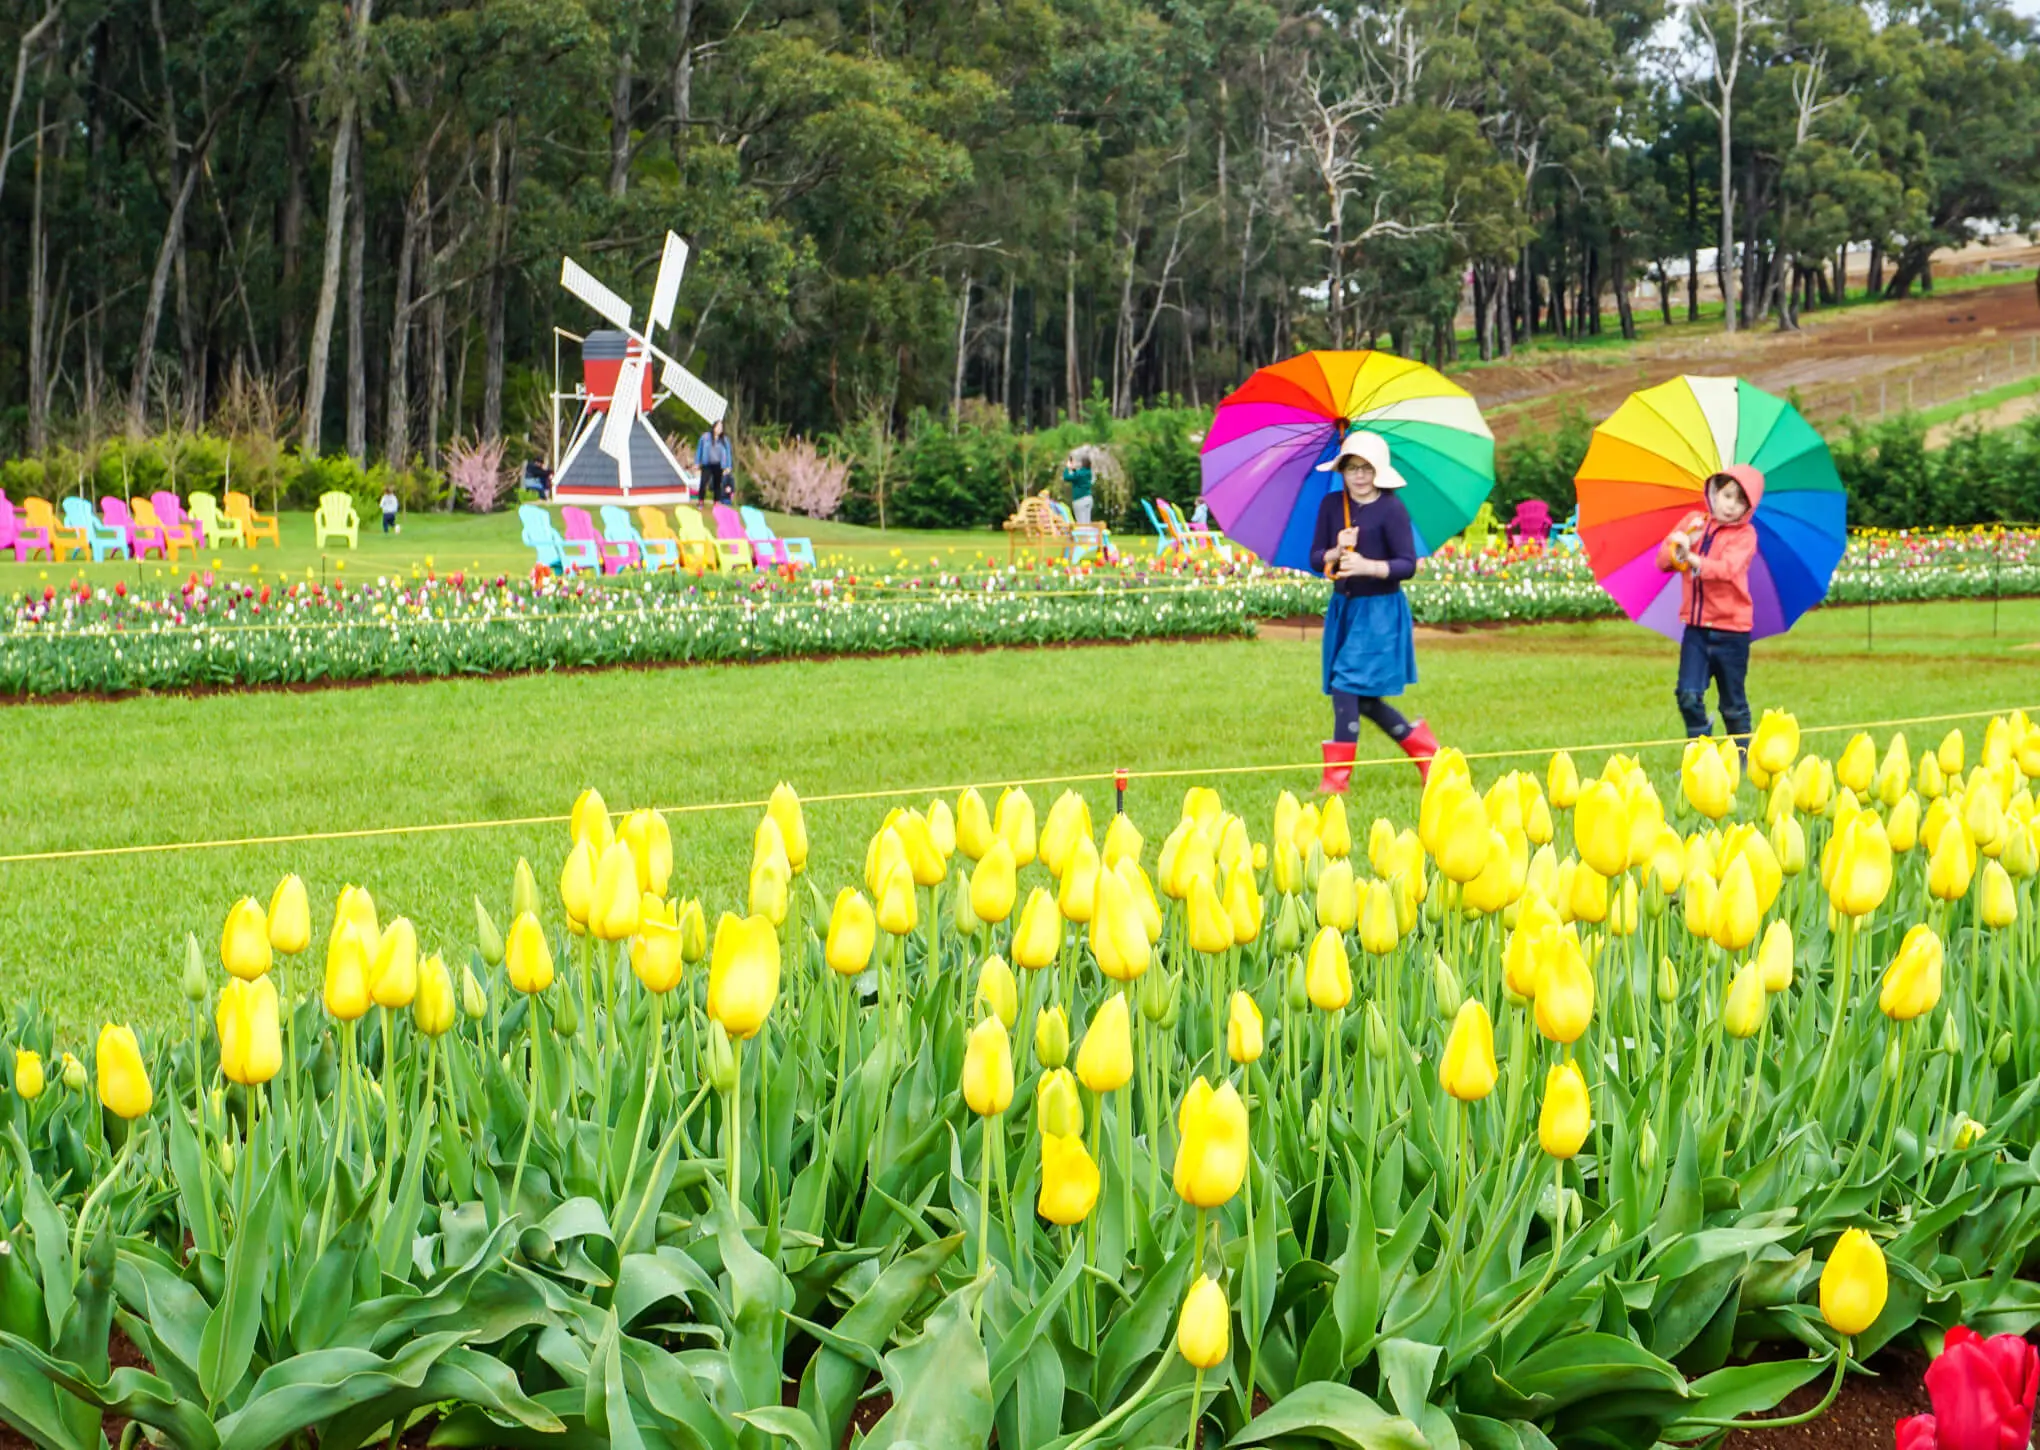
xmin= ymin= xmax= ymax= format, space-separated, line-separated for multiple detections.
xmin=1502 ymin=1333 xmax=1688 ymax=1415
xmin=863 ymin=1276 xmax=994 ymax=1450
xmin=708 ymin=1174 xmax=792 ymax=1413
xmin=1095 ymin=1237 xmax=1193 ymax=1407
xmin=213 ymin=1330 xmax=470 ymax=1450
xmin=1663 ymin=1355 xmax=1831 ymax=1439
xmin=199 ymin=1163 xmax=280 ymax=1409
xmin=1647 ymin=1254 xmax=1743 ymax=1362
xmin=15 ymin=1135 xmax=74 ymax=1344
xmin=318 ymin=1347 xmax=565 ymax=1450
xmin=614 ymin=1247 xmax=721 ymax=1330
xmin=377 ymin=1094 xmax=438 ymax=1278
xmin=1225 ymin=1381 xmax=1428 ymax=1449
xmin=1377 ymin=1338 xmax=1444 ymax=1426
xmin=987 ymin=1238 xmax=1083 ymax=1399
xmin=737 ymin=1405 xmax=829 ymax=1450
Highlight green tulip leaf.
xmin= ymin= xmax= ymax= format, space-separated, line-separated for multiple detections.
xmin=1661 ymin=1354 xmax=1831 ymax=1440
xmin=863 ymin=1276 xmax=994 ymax=1450
xmin=1225 ymin=1380 xmax=1427 ymax=1449
xmin=198 ymin=1164 xmax=280 ymax=1409
xmin=737 ymin=1405 xmax=829 ymax=1450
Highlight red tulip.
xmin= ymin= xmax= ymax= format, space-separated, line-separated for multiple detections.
xmin=1923 ymin=1326 xmax=2039 ymax=1450
xmin=1897 ymin=1415 xmax=1937 ymax=1450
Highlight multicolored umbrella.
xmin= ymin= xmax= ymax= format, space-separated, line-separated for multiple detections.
xmin=1575 ymin=376 xmax=1846 ymax=641
xmin=1199 ymin=350 xmax=1495 ymax=570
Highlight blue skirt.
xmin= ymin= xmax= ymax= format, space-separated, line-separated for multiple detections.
xmin=1322 ymin=590 xmax=1417 ymax=697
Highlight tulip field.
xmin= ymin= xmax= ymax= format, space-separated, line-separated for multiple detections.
xmin=6 ymin=690 xmax=2040 ymax=1449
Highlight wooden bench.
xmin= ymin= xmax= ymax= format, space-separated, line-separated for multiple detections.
xmin=1002 ymin=493 xmax=1072 ymax=559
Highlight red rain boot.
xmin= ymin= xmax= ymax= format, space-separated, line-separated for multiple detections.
xmin=1319 ymin=740 xmax=1357 ymax=794
xmin=1399 ymin=719 xmax=1439 ymax=784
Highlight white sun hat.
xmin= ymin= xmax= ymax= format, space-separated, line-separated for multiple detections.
xmin=1313 ymin=429 xmax=1408 ymax=489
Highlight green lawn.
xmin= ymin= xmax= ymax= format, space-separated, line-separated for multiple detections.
xmin=3 ymin=596 xmax=2036 ymax=1035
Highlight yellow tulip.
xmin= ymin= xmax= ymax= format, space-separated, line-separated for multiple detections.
xmin=1792 ymin=756 xmax=1835 ymax=816
xmin=1502 ymin=920 xmax=1545 ymax=1002
xmin=965 ymin=838 xmax=1017 ymax=926
xmin=1188 ymin=879 xmax=1233 ymax=961
xmin=767 ymin=783 xmax=809 ymax=872
xmin=1224 ymin=866 xmax=1262 ymax=945
xmin=13 ymin=1049 xmax=44 ymax=1101
xmin=1644 ymin=827 xmax=1683 ymax=894
xmin=1525 ymin=792 xmax=1554 ymax=846
xmin=1117 ymin=858 xmax=1164 ymax=942
xmin=1037 ymin=1065 xmax=1083 ymax=1136
xmin=1532 ymin=926 xmax=1593 ymax=1044
xmin=1462 ymin=829 xmax=1518 ymax=916
xmin=1058 ymin=833 xmax=1102 ymax=924
xmin=1575 ymin=781 xmax=1630 ymax=878
xmin=707 ymin=913 xmax=781 ymax=1040
xmin=1879 ymin=924 xmax=1943 ymax=1022
xmin=875 ymin=856 xmax=918 ymax=938
xmin=560 ymin=840 xmax=596 ymax=932
xmin=678 ymin=899 xmax=707 ymax=964
xmin=956 ymin=787 xmax=995 ymax=861
xmin=1721 ymin=960 xmax=1767 ymax=1039
xmin=1608 ymin=873 xmax=1640 ymax=938
xmin=1038 ymin=1133 xmax=1100 ymax=1225
xmin=414 ymin=954 xmax=457 ymax=1037
xmin=893 ymin=810 xmax=948 ymax=888
xmin=1874 ymin=736 xmax=1910 ymax=808
xmin=324 ymin=921 xmax=373 ymax=1018
xmin=1925 ymin=819 xmax=1974 ymax=904
xmin=1358 ymin=879 xmax=1400 ymax=956
xmin=995 ymin=786 xmax=1038 ymax=866
xmin=216 ymin=975 xmax=282 ymax=1086
xmin=1272 ymin=836 xmax=1303 ymax=896
xmin=96 ymin=1024 xmax=152 ymax=1120
xmin=825 ymin=889 xmax=876 ymax=975
xmin=1174 ymin=1076 xmax=1249 ymax=1208
xmin=976 ymin=956 xmax=1019 ymax=1028
xmin=1547 ymin=749 xmax=1580 ymax=809
xmin=1980 ymin=861 xmax=2018 ymax=928
xmin=570 ymin=787 xmax=613 ymax=851
xmin=1917 ymin=750 xmax=1946 ymax=800
xmin=1682 ymin=869 xmax=1717 ymax=941
xmin=1040 ymin=791 xmax=1093 ymax=878
xmin=1623 ymin=781 xmax=1664 ymax=870
xmin=1767 ymin=814 xmax=1806 ymax=878
xmin=1711 ymin=857 xmax=1760 ymax=952
xmin=1011 ymin=887 xmax=1060 ymax=970
xmin=1967 ymin=783 xmax=2006 ymax=858
xmin=1828 ymin=813 xmax=1893 ymax=918
xmin=1316 ymin=858 xmax=1357 ymax=931
xmin=962 ymin=1017 xmax=1014 ymax=1116
xmin=369 ymin=916 xmax=420 ymax=1010
xmin=1182 ymin=785 xmax=1223 ymax=826
xmin=1319 ymin=795 xmax=1352 ymax=859
xmin=1938 ymin=728 xmax=1965 ymax=777
xmin=1439 ymin=1000 xmax=1498 ymax=1102
xmin=630 ymin=895 xmax=686 ymax=993
xmin=1035 ymin=1005 xmax=1070 ymax=1068
xmin=1076 ymin=993 xmax=1134 ymax=1093
xmin=1090 ymin=864 xmax=1150 ymax=981
xmin=1819 ymin=1228 xmax=1888 ymax=1336
xmin=588 ymin=842 xmax=643 ymax=941
xmin=267 ymin=875 xmax=310 ymax=955
xmin=1290 ymin=802 xmax=1320 ymax=863
xmin=1538 ymin=1061 xmax=1591 ymax=1159
xmin=1752 ymin=709 xmax=1800 ymax=776
xmin=749 ymin=857 xmax=790 ymax=928
xmin=1163 ymin=823 xmax=1216 ymax=902
xmin=221 ymin=897 xmax=273 ymax=982
xmin=613 ymin=809 xmax=670 ymax=896
xmin=1102 ymin=812 xmax=1144 ymax=869
xmin=1567 ymin=859 xmax=1609 ymax=925
xmin=1682 ymin=740 xmax=1733 ymax=820
xmin=1437 ymin=791 xmax=1492 ymax=885
xmin=1227 ymin=989 xmax=1265 ymax=1064
xmin=1306 ymin=925 xmax=1352 ymax=1012
xmin=498 ymin=911 xmax=551 ymax=997
xmin=927 ymin=797 xmax=958 ymax=856
xmin=1837 ymin=732 xmax=1875 ymax=795
xmin=1757 ymin=919 xmax=1794 ymax=992
xmin=1177 ymin=1275 xmax=1231 ymax=1370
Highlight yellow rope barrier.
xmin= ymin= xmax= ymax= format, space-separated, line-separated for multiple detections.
xmin=2 ymin=701 xmax=2031 ymax=868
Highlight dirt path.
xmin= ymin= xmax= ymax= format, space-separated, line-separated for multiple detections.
xmin=1926 ymin=386 xmax=2040 ymax=446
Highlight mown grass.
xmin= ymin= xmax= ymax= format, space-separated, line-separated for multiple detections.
xmin=3 ymin=596 xmax=2036 ymax=1035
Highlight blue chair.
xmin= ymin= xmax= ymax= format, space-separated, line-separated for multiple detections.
xmin=1047 ymin=500 xmax=1115 ymax=564
xmin=1549 ymin=506 xmax=1582 ymax=554
xmin=739 ymin=505 xmax=817 ymax=569
xmin=601 ymin=505 xmax=675 ymax=571
xmin=63 ymin=496 xmax=128 ymax=561
xmin=520 ymin=504 xmax=598 ymax=574
xmin=1139 ymin=498 xmax=1177 ymax=556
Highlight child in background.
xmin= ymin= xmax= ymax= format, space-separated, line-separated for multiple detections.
xmin=381 ymin=487 xmax=400 ymax=534
xmin=1657 ymin=464 xmax=1764 ymax=748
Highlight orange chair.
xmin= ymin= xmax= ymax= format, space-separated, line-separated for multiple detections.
xmin=21 ymin=496 xmax=86 ymax=561
xmin=134 ymin=497 xmax=198 ymax=561
xmin=225 ymin=490 xmax=280 ymax=548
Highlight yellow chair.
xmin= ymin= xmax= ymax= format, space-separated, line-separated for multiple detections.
xmin=188 ymin=492 xmax=245 ymax=548
xmin=133 ymin=497 xmax=197 ymax=562
xmin=672 ymin=506 xmax=725 ymax=573
xmin=21 ymin=497 xmax=86 ymax=560
xmin=225 ymin=490 xmax=280 ymax=548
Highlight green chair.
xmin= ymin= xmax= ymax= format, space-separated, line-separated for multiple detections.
xmin=188 ymin=492 xmax=245 ymax=548
xmin=1460 ymin=501 xmax=1502 ymax=554
xmin=315 ymin=491 xmax=360 ymax=548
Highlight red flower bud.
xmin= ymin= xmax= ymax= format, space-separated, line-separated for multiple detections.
xmin=1923 ymin=1326 xmax=2039 ymax=1450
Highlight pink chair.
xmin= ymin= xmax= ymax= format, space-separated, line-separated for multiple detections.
xmin=561 ymin=506 xmax=635 ymax=575
xmin=713 ymin=503 xmax=773 ymax=565
xmin=100 ymin=496 xmax=167 ymax=558
xmin=1 ymin=493 xmax=51 ymax=561
xmin=152 ymin=491 xmax=205 ymax=548
xmin=1508 ymin=499 xmax=1553 ymax=545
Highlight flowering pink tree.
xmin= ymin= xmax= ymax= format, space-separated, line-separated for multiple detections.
xmin=740 ymin=438 xmax=851 ymax=519
xmin=446 ymin=436 xmax=510 ymax=513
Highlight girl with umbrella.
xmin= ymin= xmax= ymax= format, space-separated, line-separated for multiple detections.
xmin=1308 ymin=430 xmax=1440 ymax=791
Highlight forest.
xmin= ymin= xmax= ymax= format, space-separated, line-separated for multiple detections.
xmin=0 ymin=0 xmax=2036 ymax=470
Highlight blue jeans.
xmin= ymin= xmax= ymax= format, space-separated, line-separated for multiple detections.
xmin=1676 ymin=627 xmax=1751 ymax=743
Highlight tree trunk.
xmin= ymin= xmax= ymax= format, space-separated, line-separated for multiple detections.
xmin=670 ymin=0 xmax=695 ymax=158
xmin=951 ymin=270 xmax=971 ymax=423
xmin=1717 ymin=92 xmax=1736 ymax=333
xmin=27 ymin=91 xmax=48 ymax=452
xmin=302 ymin=0 xmax=374 ymax=455
xmin=999 ymin=274 xmax=1015 ymax=418
xmin=278 ymin=89 xmax=310 ymax=398
xmin=481 ymin=117 xmax=514 ymax=444
xmin=1064 ymin=172 xmax=1079 ymax=419
xmin=1834 ymin=244 xmax=1846 ymax=303
xmin=384 ymin=173 xmax=425 ymax=468
xmin=127 ymin=150 xmax=205 ymax=429
xmin=345 ymin=112 xmax=367 ymax=463
xmin=1867 ymin=240 xmax=1883 ymax=296
xmin=1472 ymin=264 xmax=1491 ymax=362
xmin=607 ymin=45 xmax=632 ymax=197
xmin=1612 ymin=237 xmax=1636 ymax=341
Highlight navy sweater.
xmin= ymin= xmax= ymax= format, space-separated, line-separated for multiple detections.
xmin=1308 ymin=489 xmax=1417 ymax=598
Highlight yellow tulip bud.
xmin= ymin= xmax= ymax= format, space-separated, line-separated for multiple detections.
xmin=1224 ymin=866 xmax=1262 ymax=946
xmin=570 ymin=787 xmax=612 ymax=851
xmin=962 ymin=1016 xmax=1014 ymax=1116
xmin=961 ymin=838 xmax=1015 ymax=926
xmin=369 ymin=916 xmax=419 ymax=1009
xmin=1721 ymin=960 xmax=1767 ymax=1039
xmin=767 ymin=783 xmax=809 ymax=872
xmin=1792 ymin=756 xmax=1835 ymax=816
xmin=1228 ymin=990 xmax=1264 ymax=1064
xmin=1926 ymin=820 xmax=1974 ymax=903
xmin=216 ymin=975 xmax=282 ymax=1086
xmin=221 ymin=897 xmax=273 ymax=982
xmin=267 ymin=875 xmax=310 ymax=955
xmin=1436 ymin=791 xmax=1492 ymax=885
xmin=1682 ymin=740 xmax=1733 ymax=820
xmin=1835 ymin=733 xmax=1874 ymax=795
xmin=707 ymin=913 xmax=780 ymax=1040
xmin=1319 ymin=795 xmax=1352 ymax=860
xmin=825 ymin=889 xmax=876 ymax=976
xmin=1532 ymin=925 xmax=1593 ymax=1044
xmin=1174 ymin=1076 xmax=1249 ymax=1208
xmin=1117 ymin=859 xmax=1163 ymax=943
xmin=749 ymin=856 xmax=790 ymax=928
xmin=1751 ymin=709 xmax=1800 ymax=776
xmin=96 ymin=1023 xmax=153 ymax=1120
xmin=956 ymin=787 xmax=995 ymax=862
xmin=1980 ymin=860 xmax=2018 ymax=928
xmin=1538 ymin=1061 xmax=1591 ymax=1159
xmin=1040 ymin=791 xmax=1092 ymax=878
xmin=1011 ymin=887 xmax=1060 ymax=970
xmin=13 ymin=1049 xmax=45 ymax=1101
xmin=1090 ymin=862 xmax=1150 ymax=981
xmin=504 ymin=911 xmax=554 ymax=996
xmin=1439 ymin=999 xmax=1498 ymax=1102
xmin=1711 ymin=857 xmax=1760 ymax=952
xmin=632 ymin=897 xmax=686 ymax=993
xmin=1035 ymin=1005 xmax=1070 ymax=1068
xmin=1036 ymin=1066 xmax=1084 ymax=1137
xmin=1058 ymin=833 xmax=1102 ymax=925
xmin=1357 ymin=879 xmax=1400 ymax=956
xmin=1828 ymin=813 xmax=1893 ymax=918
xmin=1312 ymin=857 xmax=1354 ymax=932
xmin=995 ymin=786 xmax=1038 ymax=867
xmin=461 ymin=963 xmax=488 ymax=1020
xmin=1938 ymin=729 xmax=1965 ymax=777
xmin=414 ymin=953 xmax=457 ymax=1037
xmin=1038 ymin=1132 xmax=1100 ymax=1226
xmin=1547 ymin=750 xmax=1580 ymax=809
xmin=1819 ymin=1228 xmax=1888 ymax=1336
xmin=1574 ymin=781 xmax=1630 ymax=879
xmin=1177 ymin=1275 xmax=1231 ymax=1370
xmin=976 ymin=956 xmax=1019 ymax=1028
xmin=1076 ymin=993 xmax=1134 ymax=1093
xmin=1567 ymin=859 xmax=1609 ymax=926
xmin=1966 ymin=784 xmax=2006 ymax=858
xmin=892 ymin=810 xmax=947 ymax=889
xmin=1879 ymin=924 xmax=1943 ymax=1022
xmin=324 ymin=921 xmax=373 ymax=1019
xmin=616 ymin=809 xmax=672 ymax=896
xmin=1102 ymin=812 xmax=1144 ymax=869
xmin=1306 ymin=925 xmax=1352 ymax=1012
xmin=1757 ymin=919 xmax=1794 ymax=992
xmin=874 ymin=855 xmax=918 ymax=938
xmin=559 ymin=840 xmax=596 ymax=933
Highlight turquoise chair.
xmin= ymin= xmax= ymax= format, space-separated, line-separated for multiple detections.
xmin=1549 ymin=506 xmax=1582 ymax=554
xmin=62 ymin=496 xmax=127 ymax=560
xmin=520 ymin=503 xmax=599 ymax=574
xmin=1047 ymin=500 xmax=1115 ymax=563
xmin=739 ymin=505 xmax=816 ymax=569
xmin=601 ymin=505 xmax=676 ymax=571
xmin=1139 ymin=499 xmax=1176 ymax=555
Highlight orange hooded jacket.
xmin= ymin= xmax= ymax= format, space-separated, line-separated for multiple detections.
xmin=1655 ymin=463 xmax=1764 ymax=634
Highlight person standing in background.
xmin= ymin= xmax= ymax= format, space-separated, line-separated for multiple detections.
xmin=1063 ymin=451 xmax=1094 ymax=525
xmin=696 ymin=420 xmax=733 ymax=504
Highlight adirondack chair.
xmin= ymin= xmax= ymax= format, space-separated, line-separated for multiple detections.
xmin=63 ymin=497 xmax=128 ymax=561
xmin=739 ymin=505 xmax=817 ymax=569
xmin=632 ymin=507 xmax=685 ymax=572
xmin=1458 ymin=501 xmax=1502 ymax=555
xmin=226 ymin=491 xmax=280 ymax=548
xmin=23 ymin=497 xmax=85 ymax=560
xmin=1002 ymin=494 xmax=1073 ymax=560
xmin=1 ymin=494 xmax=51 ymax=561
xmin=713 ymin=504 xmax=766 ymax=568
xmin=1157 ymin=499 xmax=1233 ymax=560
xmin=132 ymin=497 xmax=196 ymax=561
xmin=1138 ymin=499 xmax=1178 ymax=556
xmin=1508 ymin=498 xmax=1553 ymax=546
xmin=600 ymin=505 xmax=666 ymax=571
xmin=1046 ymin=500 xmax=1115 ymax=564
xmin=562 ymin=506 xmax=634 ymax=575
xmin=672 ymin=507 xmax=726 ymax=572
xmin=101 ymin=496 xmax=168 ymax=558
xmin=188 ymin=493 xmax=244 ymax=548
xmin=521 ymin=504 xmax=572 ymax=574
xmin=312 ymin=491 xmax=360 ymax=548
xmin=152 ymin=492 xmax=205 ymax=549
xmin=1548 ymin=506 xmax=1581 ymax=554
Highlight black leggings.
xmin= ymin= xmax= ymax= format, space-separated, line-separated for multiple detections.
xmin=1333 ymin=692 xmax=1411 ymax=744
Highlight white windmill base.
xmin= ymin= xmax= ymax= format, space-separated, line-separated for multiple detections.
xmin=553 ymin=413 xmax=698 ymax=507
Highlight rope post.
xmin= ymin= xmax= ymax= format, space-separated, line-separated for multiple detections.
xmin=1114 ymin=768 xmax=1128 ymax=817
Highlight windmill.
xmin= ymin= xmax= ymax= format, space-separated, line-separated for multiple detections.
xmin=550 ymin=231 xmax=727 ymax=506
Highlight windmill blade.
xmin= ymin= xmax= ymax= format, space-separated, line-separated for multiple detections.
xmin=600 ymin=355 xmax=645 ymax=461
xmin=648 ymin=232 xmax=689 ymax=336
xmin=562 ymin=256 xmax=633 ymax=330
xmin=659 ymin=356 xmax=727 ymax=425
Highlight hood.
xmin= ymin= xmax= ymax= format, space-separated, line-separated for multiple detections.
xmin=1710 ymin=463 xmax=1765 ymax=520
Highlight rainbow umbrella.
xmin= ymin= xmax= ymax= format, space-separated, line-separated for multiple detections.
xmin=1575 ymin=376 xmax=1846 ymax=641
xmin=1199 ymin=350 xmax=1495 ymax=569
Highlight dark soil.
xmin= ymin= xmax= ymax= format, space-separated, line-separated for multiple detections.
xmin=1726 ymin=1346 xmax=1933 ymax=1450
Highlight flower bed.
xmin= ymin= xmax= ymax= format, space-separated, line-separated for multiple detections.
xmin=3 ymin=714 xmax=2038 ymax=1446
